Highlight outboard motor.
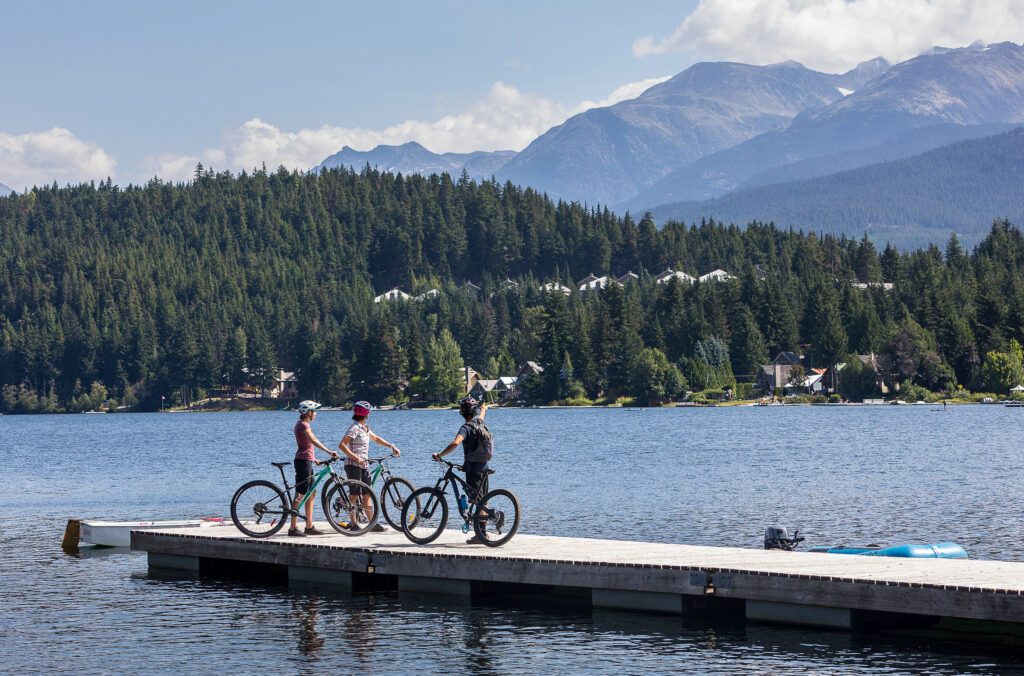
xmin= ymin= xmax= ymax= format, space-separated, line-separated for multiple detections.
xmin=764 ymin=525 xmax=804 ymax=551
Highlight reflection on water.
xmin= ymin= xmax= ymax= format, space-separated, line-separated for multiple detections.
xmin=2 ymin=407 xmax=1024 ymax=673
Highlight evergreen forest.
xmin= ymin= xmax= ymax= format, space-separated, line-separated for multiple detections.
xmin=1 ymin=165 xmax=1023 ymax=413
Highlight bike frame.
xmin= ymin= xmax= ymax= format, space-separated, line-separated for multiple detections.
xmin=423 ymin=464 xmax=484 ymax=525
xmin=276 ymin=462 xmax=336 ymax=513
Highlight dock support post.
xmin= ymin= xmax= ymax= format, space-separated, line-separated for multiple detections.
xmin=288 ymin=566 xmax=353 ymax=587
xmin=746 ymin=600 xmax=853 ymax=629
xmin=61 ymin=518 xmax=81 ymax=553
xmin=397 ymin=575 xmax=471 ymax=596
xmin=592 ymin=588 xmax=682 ymax=614
xmin=148 ymin=552 xmax=200 ymax=572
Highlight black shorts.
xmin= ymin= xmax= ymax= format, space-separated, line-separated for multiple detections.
xmin=345 ymin=465 xmax=371 ymax=496
xmin=294 ymin=459 xmax=315 ymax=496
xmin=464 ymin=461 xmax=489 ymax=500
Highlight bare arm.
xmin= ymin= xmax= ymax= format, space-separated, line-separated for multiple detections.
xmin=369 ymin=431 xmax=399 ymax=456
xmin=337 ymin=434 xmax=366 ymax=467
xmin=305 ymin=427 xmax=338 ymax=463
xmin=477 ymin=402 xmax=488 ymax=421
xmin=432 ymin=435 xmax=463 ymax=461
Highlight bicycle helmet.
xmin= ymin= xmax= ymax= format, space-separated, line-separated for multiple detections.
xmin=459 ymin=396 xmax=477 ymax=417
xmin=353 ymin=400 xmax=373 ymax=417
xmin=297 ymin=400 xmax=321 ymax=415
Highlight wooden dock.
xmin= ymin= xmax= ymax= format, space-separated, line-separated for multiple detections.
xmin=132 ymin=526 xmax=1024 ymax=635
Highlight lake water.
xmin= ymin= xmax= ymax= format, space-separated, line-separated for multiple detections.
xmin=2 ymin=406 xmax=1024 ymax=674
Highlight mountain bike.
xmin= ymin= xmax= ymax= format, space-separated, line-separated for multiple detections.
xmin=230 ymin=457 xmax=378 ymax=537
xmin=365 ymin=450 xmax=421 ymax=530
xmin=400 ymin=458 xmax=520 ymax=547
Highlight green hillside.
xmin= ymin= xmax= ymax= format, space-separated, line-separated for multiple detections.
xmin=1 ymin=166 xmax=1022 ymax=412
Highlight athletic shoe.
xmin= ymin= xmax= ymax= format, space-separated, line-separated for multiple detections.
xmin=465 ymin=535 xmax=483 ymax=544
xmin=288 ymin=528 xmax=306 ymax=537
xmin=370 ymin=523 xmax=387 ymax=532
xmin=304 ymin=526 xmax=325 ymax=535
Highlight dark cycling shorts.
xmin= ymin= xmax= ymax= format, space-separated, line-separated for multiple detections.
xmin=345 ymin=465 xmax=371 ymax=496
xmin=294 ymin=459 xmax=315 ymax=496
xmin=464 ymin=461 xmax=489 ymax=500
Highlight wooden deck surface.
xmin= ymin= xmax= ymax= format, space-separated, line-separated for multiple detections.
xmin=136 ymin=524 xmax=1024 ymax=594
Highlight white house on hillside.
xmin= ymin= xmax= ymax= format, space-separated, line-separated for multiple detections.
xmin=577 ymin=274 xmax=612 ymax=292
xmin=656 ymin=269 xmax=696 ymax=285
xmin=374 ymin=288 xmax=411 ymax=303
xmin=699 ymin=269 xmax=733 ymax=283
xmin=540 ymin=282 xmax=573 ymax=295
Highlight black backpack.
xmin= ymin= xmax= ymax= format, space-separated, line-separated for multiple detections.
xmin=461 ymin=418 xmax=494 ymax=462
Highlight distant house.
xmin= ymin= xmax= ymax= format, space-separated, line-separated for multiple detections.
xmin=577 ymin=273 xmax=611 ymax=292
xmin=540 ymin=281 xmax=573 ymax=295
xmin=754 ymin=352 xmax=806 ymax=392
xmin=753 ymin=264 xmax=768 ymax=281
xmin=500 ymin=279 xmax=520 ymax=292
xmin=463 ymin=366 xmax=480 ymax=393
xmin=497 ymin=376 xmax=519 ymax=396
xmin=617 ymin=271 xmax=639 ymax=285
xmin=655 ymin=268 xmax=695 ymax=285
xmin=273 ymin=370 xmax=299 ymax=399
xmin=470 ymin=375 xmax=519 ymax=400
xmin=374 ymin=288 xmax=411 ymax=303
xmin=517 ymin=361 xmax=544 ymax=380
xmin=851 ymin=282 xmax=894 ymax=291
xmin=855 ymin=353 xmax=890 ymax=394
xmin=460 ymin=282 xmax=482 ymax=298
xmin=469 ymin=379 xmax=499 ymax=400
xmin=414 ymin=288 xmax=440 ymax=300
xmin=699 ymin=269 xmax=733 ymax=283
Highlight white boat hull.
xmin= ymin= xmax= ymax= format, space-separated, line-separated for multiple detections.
xmin=79 ymin=518 xmax=228 ymax=547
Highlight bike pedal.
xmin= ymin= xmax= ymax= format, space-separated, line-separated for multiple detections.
xmin=461 ymin=523 xmax=470 ymax=534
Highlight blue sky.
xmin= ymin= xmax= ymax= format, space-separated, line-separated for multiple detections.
xmin=1 ymin=0 xmax=1021 ymax=189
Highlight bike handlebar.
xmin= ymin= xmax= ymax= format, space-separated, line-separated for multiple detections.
xmin=434 ymin=457 xmax=462 ymax=471
xmin=367 ymin=449 xmax=400 ymax=463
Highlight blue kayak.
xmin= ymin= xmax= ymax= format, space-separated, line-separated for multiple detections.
xmin=807 ymin=542 xmax=967 ymax=558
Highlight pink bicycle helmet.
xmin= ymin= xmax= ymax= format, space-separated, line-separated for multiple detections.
xmin=353 ymin=401 xmax=373 ymax=417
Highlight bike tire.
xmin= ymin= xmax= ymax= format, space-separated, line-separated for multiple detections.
xmin=473 ymin=488 xmax=520 ymax=547
xmin=400 ymin=487 xmax=448 ymax=544
xmin=230 ymin=479 xmax=289 ymax=538
xmin=381 ymin=477 xmax=421 ymax=531
xmin=322 ymin=479 xmax=380 ymax=535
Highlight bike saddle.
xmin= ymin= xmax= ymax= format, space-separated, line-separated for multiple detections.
xmin=271 ymin=461 xmax=290 ymax=468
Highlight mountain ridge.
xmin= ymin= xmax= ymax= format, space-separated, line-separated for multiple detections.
xmin=647 ymin=127 xmax=1024 ymax=249
xmin=627 ymin=41 xmax=1024 ymax=210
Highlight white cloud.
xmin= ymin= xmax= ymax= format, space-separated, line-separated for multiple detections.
xmin=571 ymin=76 xmax=672 ymax=113
xmin=143 ymin=77 xmax=671 ymax=182
xmin=633 ymin=0 xmax=1024 ymax=72
xmin=0 ymin=127 xmax=116 ymax=190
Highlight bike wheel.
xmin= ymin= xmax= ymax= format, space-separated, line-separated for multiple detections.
xmin=400 ymin=487 xmax=448 ymax=544
xmin=380 ymin=477 xmax=420 ymax=530
xmin=322 ymin=479 xmax=380 ymax=535
xmin=473 ymin=488 xmax=520 ymax=547
xmin=230 ymin=480 xmax=289 ymax=538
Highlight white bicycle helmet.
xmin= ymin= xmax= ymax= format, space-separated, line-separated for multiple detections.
xmin=353 ymin=400 xmax=373 ymax=417
xmin=297 ymin=400 xmax=321 ymax=415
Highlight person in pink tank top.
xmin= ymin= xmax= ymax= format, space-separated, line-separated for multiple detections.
xmin=289 ymin=400 xmax=338 ymax=537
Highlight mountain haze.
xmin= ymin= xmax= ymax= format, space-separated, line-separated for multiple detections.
xmin=649 ymin=127 xmax=1024 ymax=249
xmin=317 ymin=142 xmax=515 ymax=180
xmin=0 ymin=182 xmax=13 ymax=195
xmin=628 ymin=42 xmax=1024 ymax=209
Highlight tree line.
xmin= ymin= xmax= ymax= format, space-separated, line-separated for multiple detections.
xmin=1 ymin=164 xmax=1022 ymax=413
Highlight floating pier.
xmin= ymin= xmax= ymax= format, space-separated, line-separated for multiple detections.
xmin=133 ymin=526 xmax=1024 ymax=636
